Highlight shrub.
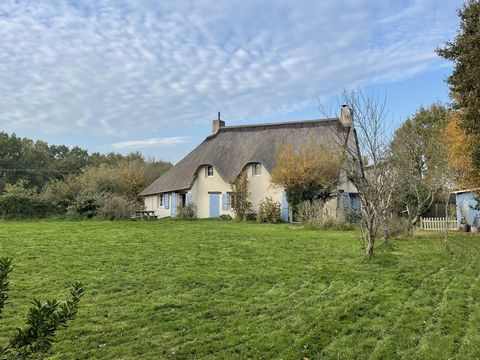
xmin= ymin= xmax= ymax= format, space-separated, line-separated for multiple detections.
xmin=303 ymin=216 xmax=355 ymax=231
xmin=219 ymin=214 xmax=233 ymax=221
xmin=296 ymin=200 xmax=355 ymax=230
xmin=245 ymin=211 xmax=257 ymax=221
xmin=97 ymin=195 xmax=138 ymax=220
xmin=177 ymin=203 xmax=197 ymax=219
xmin=0 ymin=258 xmax=84 ymax=359
xmin=39 ymin=175 xmax=80 ymax=214
xmin=257 ymin=197 xmax=281 ymax=223
xmin=67 ymin=192 xmax=105 ymax=219
xmin=3 ymin=180 xmax=36 ymax=196
xmin=0 ymin=194 xmax=51 ymax=219
xmin=296 ymin=200 xmax=324 ymax=223
xmin=231 ymin=171 xmax=253 ymax=221
xmin=386 ymin=217 xmax=413 ymax=238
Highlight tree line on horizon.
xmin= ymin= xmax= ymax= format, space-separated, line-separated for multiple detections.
xmin=0 ymin=132 xmax=172 ymax=219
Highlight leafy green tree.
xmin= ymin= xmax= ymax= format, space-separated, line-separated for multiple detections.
xmin=0 ymin=131 xmax=171 ymax=196
xmin=390 ymin=104 xmax=450 ymax=226
xmin=0 ymin=258 xmax=84 ymax=359
xmin=437 ymin=0 xmax=480 ymax=170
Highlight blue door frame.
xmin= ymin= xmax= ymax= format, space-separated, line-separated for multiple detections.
xmin=209 ymin=192 xmax=220 ymax=218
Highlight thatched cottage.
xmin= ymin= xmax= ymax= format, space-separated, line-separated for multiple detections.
xmin=140 ymin=106 xmax=361 ymax=220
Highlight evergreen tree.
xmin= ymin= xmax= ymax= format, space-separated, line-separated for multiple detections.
xmin=437 ymin=0 xmax=480 ymax=169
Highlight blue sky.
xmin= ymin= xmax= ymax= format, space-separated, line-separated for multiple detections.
xmin=0 ymin=0 xmax=461 ymax=163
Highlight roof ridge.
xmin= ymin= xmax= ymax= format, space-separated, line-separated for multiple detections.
xmin=204 ymin=117 xmax=341 ymax=140
xmin=221 ymin=117 xmax=339 ymax=130
xmin=140 ymin=116 xmax=348 ymax=196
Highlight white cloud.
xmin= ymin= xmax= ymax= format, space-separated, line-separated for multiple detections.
xmin=0 ymin=0 xmax=462 ymax=138
xmin=111 ymin=136 xmax=191 ymax=149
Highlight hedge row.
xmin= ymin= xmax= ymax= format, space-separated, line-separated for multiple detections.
xmin=0 ymin=194 xmax=52 ymax=219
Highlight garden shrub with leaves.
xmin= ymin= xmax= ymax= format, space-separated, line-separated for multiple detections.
xmin=67 ymin=192 xmax=105 ymax=219
xmin=245 ymin=211 xmax=257 ymax=221
xmin=176 ymin=203 xmax=197 ymax=219
xmin=0 ymin=258 xmax=84 ymax=359
xmin=385 ymin=217 xmax=413 ymax=238
xmin=97 ymin=195 xmax=138 ymax=220
xmin=0 ymin=194 xmax=51 ymax=219
xmin=257 ymin=197 xmax=281 ymax=223
xmin=296 ymin=200 xmax=325 ymax=224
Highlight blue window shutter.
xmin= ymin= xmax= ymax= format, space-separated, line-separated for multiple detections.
xmin=343 ymin=192 xmax=350 ymax=208
xmin=186 ymin=192 xmax=192 ymax=205
xmin=164 ymin=193 xmax=169 ymax=209
xmin=222 ymin=193 xmax=228 ymax=211
xmin=281 ymin=191 xmax=289 ymax=222
xmin=171 ymin=193 xmax=177 ymax=217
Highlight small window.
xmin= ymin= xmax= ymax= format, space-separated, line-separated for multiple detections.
xmin=227 ymin=192 xmax=233 ymax=209
xmin=206 ymin=165 xmax=214 ymax=177
xmin=252 ymin=163 xmax=261 ymax=176
xmin=157 ymin=194 xmax=164 ymax=207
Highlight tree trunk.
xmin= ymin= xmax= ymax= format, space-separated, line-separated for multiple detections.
xmin=444 ymin=190 xmax=449 ymax=250
xmin=410 ymin=214 xmax=419 ymax=227
xmin=381 ymin=209 xmax=388 ymax=245
xmin=366 ymin=232 xmax=375 ymax=258
xmin=364 ymin=214 xmax=376 ymax=258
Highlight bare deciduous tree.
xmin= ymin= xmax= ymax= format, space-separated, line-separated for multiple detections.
xmin=321 ymin=89 xmax=397 ymax=258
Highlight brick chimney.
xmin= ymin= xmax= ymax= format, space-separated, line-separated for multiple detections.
xmin=340 ymin=105 xmax=353 ymax=127
xmin=212 ymin=112 xmax=225 ymax=134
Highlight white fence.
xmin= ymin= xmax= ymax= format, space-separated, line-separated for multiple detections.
xmin=420 ymin=217 xmax=458 ymax=231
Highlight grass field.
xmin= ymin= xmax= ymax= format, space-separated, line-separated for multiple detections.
xmin=1 ymin=220 xmax=480 ymax=359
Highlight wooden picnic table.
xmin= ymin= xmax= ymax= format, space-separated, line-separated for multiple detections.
xmin=132 ymin=210 xmax=158 ymax=220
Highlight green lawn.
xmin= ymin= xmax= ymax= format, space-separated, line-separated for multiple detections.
xmin=1 ymin=220 xmax=480 ymax=359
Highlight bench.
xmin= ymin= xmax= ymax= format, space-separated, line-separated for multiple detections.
xmin=131 ymin=210 xmax=158 ymax=220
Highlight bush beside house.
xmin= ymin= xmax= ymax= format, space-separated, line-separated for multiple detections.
xmin=257 ymin=197 xmax=281 ymax=223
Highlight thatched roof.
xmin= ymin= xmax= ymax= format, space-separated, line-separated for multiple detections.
xmin=140 ymin=118 xmax=348 ymax=195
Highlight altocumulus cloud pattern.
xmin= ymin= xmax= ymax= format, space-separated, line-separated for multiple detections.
xmin=0 ymin=0 xmax=459 ymax=143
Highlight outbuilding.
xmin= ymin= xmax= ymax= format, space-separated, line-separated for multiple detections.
xmin=454 ymin=188 xmax=480 ymax=227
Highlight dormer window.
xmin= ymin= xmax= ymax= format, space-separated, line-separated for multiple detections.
xmin=206 ymin=165 xmax=214 ymax=177
xmin=252 ymin=163 xmax=261 ymax=176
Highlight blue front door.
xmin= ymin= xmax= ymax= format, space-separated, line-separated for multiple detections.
xmin=209 ymin=193 xmax=220 ymax=218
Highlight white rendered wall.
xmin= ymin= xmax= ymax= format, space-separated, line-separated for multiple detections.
xmin=245 ymin=163 xmax=283 ymax=211
xmin=190 ymin=165 xmax=234 ymax=218
xmin=143 ymin=194 xmax=172 ymax=218
xmin=143 ymin=163 xmax=353 ymax=219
